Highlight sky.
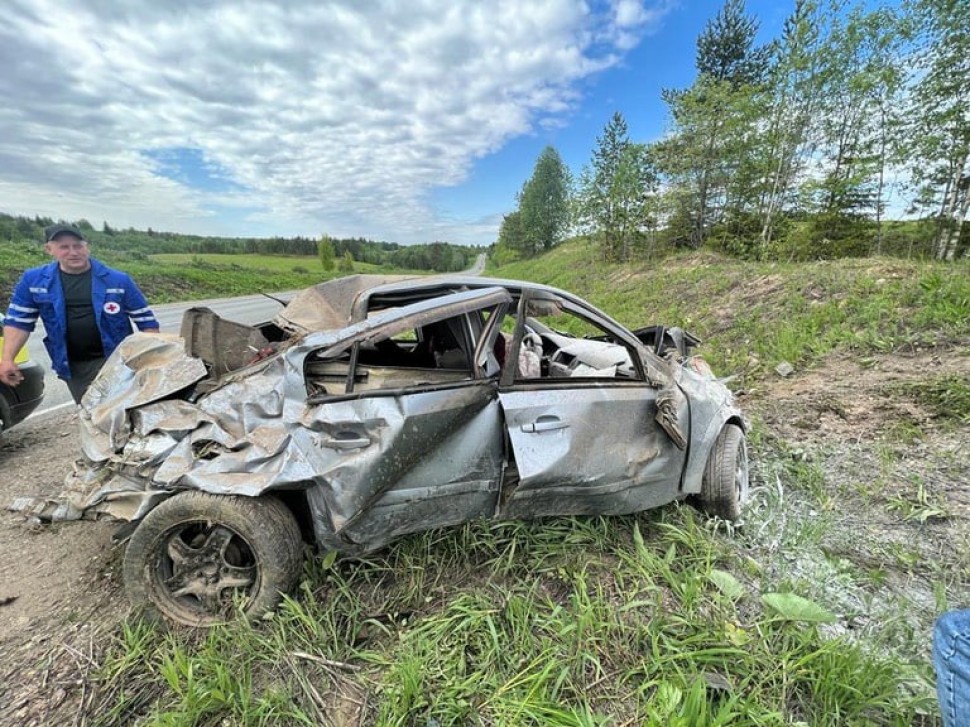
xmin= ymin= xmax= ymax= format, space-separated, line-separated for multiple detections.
xmin=1 ymin=0 xmax=795 ymax=246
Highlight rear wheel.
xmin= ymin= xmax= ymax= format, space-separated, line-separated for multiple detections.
xmin=699 ymin=423 xmax=748 ymax=521
xmin=123 ymin=491 xmax=303 ymax=627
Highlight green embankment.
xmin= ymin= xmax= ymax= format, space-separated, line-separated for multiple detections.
xmin=490 ymin=243 xmax=970 ymax=386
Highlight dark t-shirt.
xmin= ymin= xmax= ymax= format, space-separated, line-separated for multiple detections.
xmin=59 ymin=268 xmax=105 ymax=360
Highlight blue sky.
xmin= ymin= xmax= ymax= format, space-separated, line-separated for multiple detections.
xmin=0 ymin=1 xmax=845 ymax=245
xmin=433 ymin=0 xmax=795 ymax=228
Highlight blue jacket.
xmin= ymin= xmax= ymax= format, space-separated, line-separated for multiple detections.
xmin=3 ymin=258 xmax=159 ymax=380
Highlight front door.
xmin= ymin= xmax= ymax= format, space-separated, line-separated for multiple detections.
xmin=497 ymin=292 xmax=688 ymax=518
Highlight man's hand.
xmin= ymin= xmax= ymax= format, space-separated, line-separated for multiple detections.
xmin=1 ymin=327 xmax=31 ymax=386
xmin=0 ymin=359 xmax=24 ymax=387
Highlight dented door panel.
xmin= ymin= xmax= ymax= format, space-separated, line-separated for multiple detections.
xmin=498 ymin=384 xmax=688 ymax=518
xmin=301 ymin=382 xmax=503 ymax=551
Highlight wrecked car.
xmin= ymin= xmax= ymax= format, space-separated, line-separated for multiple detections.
xmin=23 ymin=274 xmax=748 ymax=626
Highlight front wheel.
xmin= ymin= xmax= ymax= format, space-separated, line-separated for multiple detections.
xmin=123 ymin=491 xmax=303 ymax=627
xmin=699 ymin=423 xmax=749 ymax=521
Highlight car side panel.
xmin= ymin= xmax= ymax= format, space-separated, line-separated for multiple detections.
xmin=301 ymin=381 xmax=503 ymax=552
xmin=498 ymin=383 xmax=687 ymax=518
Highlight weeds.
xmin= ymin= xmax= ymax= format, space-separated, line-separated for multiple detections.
xmin=886 ymin=480 xmax=951 ymax=523
xmin=87 ymin=507 xmax=933 ymax=725
xmin=896 ymin=375 xmax=970 ymax=424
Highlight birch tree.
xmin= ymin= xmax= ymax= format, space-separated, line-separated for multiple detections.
xmin=518 ymin=146 xmax=572 ymax=255
xmin=907 ymin=0 xmax=970 ymax=260
xmin=756 ymin=0 xmax=827 ymax=253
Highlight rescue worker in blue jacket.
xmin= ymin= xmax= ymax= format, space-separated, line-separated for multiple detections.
xmin=0 ymin=224 xmax=159 ymax=404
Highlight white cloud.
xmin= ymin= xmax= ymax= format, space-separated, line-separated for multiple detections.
xmin=0 ymin=0 xmax=670 ymax=244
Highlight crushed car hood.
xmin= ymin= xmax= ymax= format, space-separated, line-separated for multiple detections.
xmin=16 ymin=288 xmax=516 ymax=526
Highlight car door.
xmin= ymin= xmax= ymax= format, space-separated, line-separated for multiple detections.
xmin=295 ymin=288 xmax=511 ymax=551
xmin=497 ymin=291 xmax=689 ymax=519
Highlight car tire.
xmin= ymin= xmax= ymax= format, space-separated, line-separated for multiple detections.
xmin=123 ymin=491 xmax=303 ymax=627
xmin=699 ymin=423 xmax=749 ymax=521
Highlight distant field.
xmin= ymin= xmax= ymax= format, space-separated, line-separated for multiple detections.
xmin=149 ymin=253 xmax=365 ymax=273
xmin=113 ymin=253 xmax=390 ymax=303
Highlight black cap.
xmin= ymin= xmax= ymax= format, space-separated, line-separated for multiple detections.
xmin=45 ymin=224 xmax=86 ymax=242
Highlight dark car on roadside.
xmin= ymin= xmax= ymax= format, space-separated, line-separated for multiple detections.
xmin=38 ymin=274 xmax=748 ymax=626
xmin=0 ymin=338 xmax=45 ymax=435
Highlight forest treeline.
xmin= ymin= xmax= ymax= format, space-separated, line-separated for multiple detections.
xmin=496 ymin=0 xmax=969 ymax=264
xmin=0 ymin=212 xmax=482 ymax=273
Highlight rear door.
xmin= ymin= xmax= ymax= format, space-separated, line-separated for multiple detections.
xmin=296 ymin=288 xmax=511 ymax=550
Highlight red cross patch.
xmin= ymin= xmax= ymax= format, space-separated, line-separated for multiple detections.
xmin=103 ymin=301 xmax=121 ymax=315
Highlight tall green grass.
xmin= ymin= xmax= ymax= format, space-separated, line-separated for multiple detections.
xmin=93 ymin=509 xmax=933 ymax=725
xmin=490 ymin=245 xmax=970 ymax=383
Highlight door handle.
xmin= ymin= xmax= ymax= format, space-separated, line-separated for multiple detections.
xmin=321 ymin=433 xmax=371 ymax=450
xmin=521 ymin=416 xmax=568 ymax=433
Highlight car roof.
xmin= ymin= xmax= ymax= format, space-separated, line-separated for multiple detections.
xmin=275 ymin=273 xmax=577 ymax=334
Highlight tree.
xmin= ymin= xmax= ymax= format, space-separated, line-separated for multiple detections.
xmin=577 ymin=113 xmax=659 ymax=261
xmin=800 ymin=7 xmax=906 ymax=243
xmin=755 ymin=0 xmax=827 ymax=253
xmin=905 ymin=0 xmax=970 ymax=260
xmin=494 ymin=211 xmax=527 ymax=263
xmin=612 ymin=143 xmax=663 ymax=259
xmin=660 ymin=0 xmax=769 ymax=248
xmin=518 ymin=146 xmax=572 ymax=255
xmin=577 ymin=112 xmax=630 ymax=260
xmin=338 ymin=250 xmax=354 ymax=272
xmin=318 ymin=235 xmax=335 ymax=271
xmin=696 ymin=0 xmax=771 ymax=87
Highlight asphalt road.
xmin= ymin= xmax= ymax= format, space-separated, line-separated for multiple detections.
xmin=26 ymin=253 xmax=486 ymax=417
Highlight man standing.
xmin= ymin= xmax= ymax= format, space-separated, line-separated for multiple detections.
xmin=0 ymin=224 xmax=159 ymax=404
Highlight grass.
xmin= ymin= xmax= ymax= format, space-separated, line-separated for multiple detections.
xmin=488 ymin=244 xmax=970 ymax=383
xmin=39 ymin=239 xmax=967 ymax=724
xmin=0 ymin=247 xmax=417 ymax=305
xmin=896 ymin=375 xmax=970 ymax=425
xmin=150 ymin=253 xmax=333 ymax=272
xmin=91 ymin=508 xmax=935 ymax=726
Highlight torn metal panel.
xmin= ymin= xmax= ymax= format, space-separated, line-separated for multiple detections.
xmin=62 ymin=288 xmax=512 ymax=518
xmin=180 ymin=307 xmax=271 ymax=376
xmin=674 ymin=359 xmax=746 ymax=494
xmin=78 ymin=334 xmax=208 ymax=461
xmin=12 ymin=464 xmax=173 ymax=522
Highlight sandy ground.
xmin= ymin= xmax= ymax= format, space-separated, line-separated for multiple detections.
xmin=0 ymin=409 xmax=128 ymax=725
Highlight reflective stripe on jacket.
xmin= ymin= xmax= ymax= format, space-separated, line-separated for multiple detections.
xmin=3 ymin=258 xmax=158 ymax=379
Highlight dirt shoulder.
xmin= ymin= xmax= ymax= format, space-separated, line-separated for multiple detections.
xmin=741 ymin=346 xmax=969 ymax=662
xmin=0 ymin=409 xmax=126 ymax=726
